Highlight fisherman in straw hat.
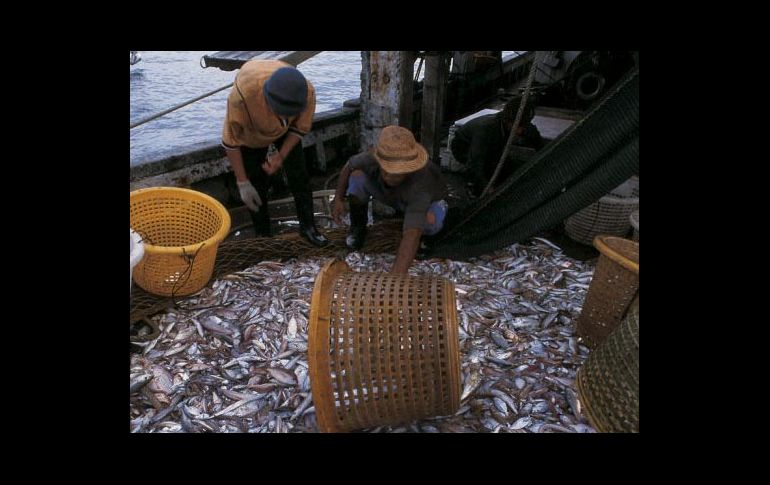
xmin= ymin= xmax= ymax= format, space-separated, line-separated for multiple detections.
xmin=332 ymin=125 xmax=449 ymax=274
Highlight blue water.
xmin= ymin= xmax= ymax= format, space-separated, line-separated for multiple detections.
xmin=130 ymin=51 xmax=520 ymax=166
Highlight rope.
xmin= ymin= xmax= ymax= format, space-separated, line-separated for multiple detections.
xmin=480 ymin=51 xmax=541 ymax=198
xmin=428 ymin=67 xmax=640 ymax=259
xmin=130 ymin=82 xmax=233 ymax=130
xmin=170 ymin=242 xmax=205 ymax=308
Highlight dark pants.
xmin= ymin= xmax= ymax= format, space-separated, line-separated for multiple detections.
xmin=240 ymin=134 xmax=312 ymax=235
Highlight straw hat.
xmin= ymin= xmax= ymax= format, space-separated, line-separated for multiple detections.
xmin=373 ymin=126 xmax=428 ymax=174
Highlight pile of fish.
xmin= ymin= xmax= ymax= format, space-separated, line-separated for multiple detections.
xmin=130 ymin=237 xmax=597 ymax=433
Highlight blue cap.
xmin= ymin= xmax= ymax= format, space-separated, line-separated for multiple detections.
xmin=263 ymin=67 xmax=308 ymax=116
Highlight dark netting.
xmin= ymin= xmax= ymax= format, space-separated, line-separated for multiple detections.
xmin=428 ymin=67 xmax=639 ymax=260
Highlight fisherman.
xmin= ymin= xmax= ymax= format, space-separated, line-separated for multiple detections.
xmin=450 ymin=95 xmax=544 ymax=197
xmin=221 ymin=59 xmax=328 ymax=247
xmin=332 ymin=126 xmax=448 ymax=274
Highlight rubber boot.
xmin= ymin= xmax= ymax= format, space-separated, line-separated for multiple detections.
xmin=249 ymin=204 xmax=271 ymax=237
xmin=346 ymin=198 xmax=368 ymax=251
xmin=295 ymin=193 xmax=329 ymax=247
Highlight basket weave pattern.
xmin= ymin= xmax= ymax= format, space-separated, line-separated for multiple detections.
xmin=576 ymin=236 xmax=638 ymax=348
xmin=130 ymin=187 xmax=230 ymax=297
xmin=309 ymin=260 xmax=461 ymax=432
xmin=565 ymin=176 xmax=639 ymax=245
xmin=577 ymin=297 xmax=639 ymax=432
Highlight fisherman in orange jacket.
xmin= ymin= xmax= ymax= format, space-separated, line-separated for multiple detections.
xmin=221 ymin=60 xmax=328 ymax=246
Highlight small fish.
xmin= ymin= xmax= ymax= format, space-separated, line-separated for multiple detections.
xmin=211 ymin=395 xmax=263 ymax=418
xmin=200 ymin=316 xmax=233 ymax=336
xmin=130 ymin=232 xmax=599 ymax=433
xmin=539 ymin=424 xmax=574 ymax=433
xmin=532 ymin=237 xmax=562 ymax=251
xmin=484 ymin=355 xmax=512 ymax=367
xmin=163 ymin=344 xmax=188 ymax=357
xmin=190 ymin=318 xmax=205 ymax=338
xmin=565 ymin=388 xmax=581 ymax=416
xmin=571 ymin=424 xmax=595 ymax=433
xmin=491 ymin=389 xmax=517 ymax=415
xmin=493 ymin=397 xmax=508 ymax=414
xmin=266 ymin=367 xmax=297 ymax=386
xmin=510 ymin=417 xmax=532 ymax=430
xmin=130 ymin=374 xmax=153 ymax=394
xmin=248 ymin=382 xmax=278 ymax=393
xmin=541 ymin=313 xmax=558 ymax=328
xmin=148 ymin=366 xmax=174 ymax=395
xmin=460 ymin=367 xmax=483 ymax=401
xmin=291 ymin=393 xmax=314 ymax=421
xmin=490 ymin=331 xmax=509 ymax=349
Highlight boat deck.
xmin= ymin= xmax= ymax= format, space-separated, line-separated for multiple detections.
xmin=200 ymin=51 xmax=322 ymax=71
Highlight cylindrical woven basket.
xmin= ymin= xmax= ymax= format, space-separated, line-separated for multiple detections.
xmin=629 ymin=210 xmax=639 ymax=241
xmin=130 ymin=187 xmax=231 ymax=297
xmin=577 ymin=296 xmax=639 ymax=433
xmin=576 ymin=236 xmax=639 ymax=348
xmin=565 ymin=176 xmax=639 ymax=245
xmin=309 ymin=260 xmax=461 ymax=432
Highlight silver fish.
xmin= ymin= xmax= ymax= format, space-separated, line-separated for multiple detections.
xmin=510 ymin=417 xmax=532 ymax=430
xmin=267 ymin=367 xmax=297 ymax=386
xmin=131 ymin=232 xmax=599 ymax=433
xmin=130 ymin=374 xmax=153 ymax=394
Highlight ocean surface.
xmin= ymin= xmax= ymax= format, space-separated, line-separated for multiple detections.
xmin=130 ymin=51 xmax=519 ymax=166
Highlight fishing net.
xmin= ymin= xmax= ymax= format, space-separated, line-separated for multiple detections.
xmin=427 ymin=67 xmax=639 ymax=260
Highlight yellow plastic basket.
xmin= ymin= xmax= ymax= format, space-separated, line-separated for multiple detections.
xmin=130 ymin=187 xmax=231 ymax=297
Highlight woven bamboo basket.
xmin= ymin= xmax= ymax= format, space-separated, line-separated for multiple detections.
xmin=565 ymin=176 xmax=639 ymax=245
xmin=629 ymin=210 xmax=639 ymax=241
xmin=130 ymin=187 xmax=231 ymax=297
xmin=577 ymin=296 xmax=639 ymax=433
xmin=308 ymin=260 xmax=461 ymax=432
xmin=576 ymin=236 xmax=639 ymax=348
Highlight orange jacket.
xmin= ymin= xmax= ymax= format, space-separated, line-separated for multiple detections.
xmin=221 ymin=59 xmax=315 ymax=148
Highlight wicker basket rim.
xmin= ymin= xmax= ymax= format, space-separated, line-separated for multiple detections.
xmin=599 ymin=194 xmax=639 ymax=204
xmin=308 ymin=259 xmax=351 ymax=432
xmin=130 ymin=187 xmax=232 ymax=255
xmin=594 ymin=235 xmax=639 ymax=274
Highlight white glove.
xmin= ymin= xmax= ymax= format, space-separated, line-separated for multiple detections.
xmin=237 ymin=180 xmax=262 ymax=211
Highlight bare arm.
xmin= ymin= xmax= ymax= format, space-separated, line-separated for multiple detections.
xmin=391 ymin=228 xmax=423 ymax=274
xmin=332 ymin=162 xmax=353 ymax=224
xmin=279 ymin=133 xmax=302 ymax=160
xmin=225 ymin=147 xmax=249 ymax=182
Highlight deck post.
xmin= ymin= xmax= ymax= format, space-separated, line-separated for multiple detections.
xmin=421 ymin=51 xmax=450 ymax=162
xmin=359 ymin=51 xmax=416 ymax=150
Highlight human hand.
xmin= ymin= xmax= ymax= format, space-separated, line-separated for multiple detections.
xmin=262 ymin=151 xmax=284 ymax=175
xmin=237 ymin=180 xmax=262 ymax=211
xmin=332 ymin=197 xmax=347 ymax=225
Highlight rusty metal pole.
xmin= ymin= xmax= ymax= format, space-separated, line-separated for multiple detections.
xmin=359 ymin=51 xmax=416 ymax=150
